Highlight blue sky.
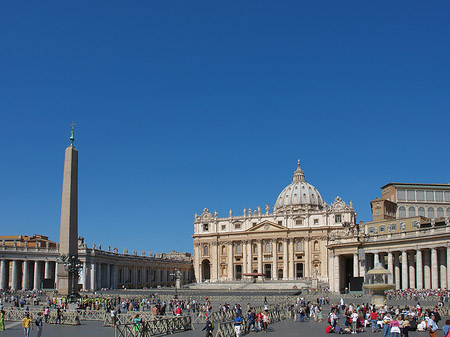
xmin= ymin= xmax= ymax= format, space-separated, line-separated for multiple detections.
xmin=1 ymin=1 xmax=448 ymax=254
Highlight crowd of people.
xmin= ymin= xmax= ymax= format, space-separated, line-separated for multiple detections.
xmin=386 ymin=289 xmax=450 ymax=303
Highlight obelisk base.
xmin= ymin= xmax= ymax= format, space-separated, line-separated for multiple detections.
xmin=56 ymin=264 xmax=72 ymax=297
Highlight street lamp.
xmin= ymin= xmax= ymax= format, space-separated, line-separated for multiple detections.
xmin=57 ymin=253 xmax=82 ymax=303
xmin=169 ymin=269 xmax=182 ymax=299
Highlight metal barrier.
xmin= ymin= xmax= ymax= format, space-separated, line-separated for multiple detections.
xmin=114 ymin=315 xmax=192 ymax=336
xmin=3 ymin=308 xmax=80 ymax=325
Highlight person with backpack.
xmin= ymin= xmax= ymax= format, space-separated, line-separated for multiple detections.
xmin=442 ymin=319 xmax=450 ymax=337
xmin=35 ymin=312 xmax=43 ymax=337
xmin=202 ymin=318 xmax=214 ymax=337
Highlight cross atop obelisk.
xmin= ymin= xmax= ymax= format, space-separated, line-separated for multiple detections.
xmin=57 ymin=123 xmax=79 ymax=297
xmin=70 ymin=121 xmax=76 ymax=145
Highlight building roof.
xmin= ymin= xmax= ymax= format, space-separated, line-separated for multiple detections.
xmin=381 ymin=183 xmax=450 ymax=190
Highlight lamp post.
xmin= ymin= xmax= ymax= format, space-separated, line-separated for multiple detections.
xmin=169 ymin=269 xmax=182 ymax=299
xmin=57 ymin=253 xmax=82 ymax=303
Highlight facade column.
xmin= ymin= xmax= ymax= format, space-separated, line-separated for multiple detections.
xmin=247 ymin=241 xmax=252 ymax=275
xmin=394 ymin=253 xmax=401 ymax=290
xmin=401 ymin=251 xmax=408 ymax=289
xmin=353 ymin=253 xmax=359 ymax=278
xmin=272 ymin=239 xmax=278 ymax=280
xmin=82 ymin=262 xmax=89 ymax=290
xmin=288 ymin=239 xmax=294 ymax=280
xmin=0 ymin=260 xmax=9 ymax=290
xmin=440 ymin=249 xmax=447 ymax=290
xmin=227 ymin=242 xmax=233 ymax=281
xmin=416 ymin=249 xmax=423 ymax=289
xmin=194 ymin=244 xmax=200 ymax=283
xmin=11 ymin=260 xmax=21 ymax=290
xmin=333 ymin=254 xmax=340 ymax=292
xmin=304 ymin=239 xmax=310 ymax=277
xmin=242 ymin=241 xmax=247 ymax=275
xmin=33 ymin=261 xmax=42 ymax=290
xmin=424 ymin=250 xmax=431 ymax=289
xmin=408 ymin=252 xmax=415 ymax=289
xmin=282 ymin=239 xmax=288 ymax=280
xmin=23 ymin=260 xmax=31 ymax=290
xmin=387 ymin=252 xmax=393 ymax=284
xmin=212 ymin=242 xmax=219 ymax=282
xmin=431 ymin=248 xmax=438 ymax=289
xmin=257 ymin=240 xmax=263 ymax=276
xmin=44 ymin=261 xmax=52 ymax=279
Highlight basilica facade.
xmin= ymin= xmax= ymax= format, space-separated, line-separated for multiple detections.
xmin=192 ymin=162 xmax=357 ymax=285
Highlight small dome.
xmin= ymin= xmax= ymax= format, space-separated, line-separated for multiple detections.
xmin=274 ymin=161 xmax=323 ymax=210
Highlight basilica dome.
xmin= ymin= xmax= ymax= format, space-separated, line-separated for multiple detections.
xmin=274 ymin=162 xmax=324 ymax=210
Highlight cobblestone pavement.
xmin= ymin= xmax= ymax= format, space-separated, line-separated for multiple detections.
xmin=2 ymin=315 xmax=446 ymax=337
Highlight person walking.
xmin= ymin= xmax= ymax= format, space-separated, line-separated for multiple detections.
xmin=234 ymin=312 xmax=243 ymax=337
xmin=0 ymin=309 xmax=5 ymax=331
xmin=201 ymin=318 xmax=213 ymax=337
xmin=428 ymin=313 xmax=439 ymax=337
xmin=22 ymin=313 xmax=33 ymax=337
xmin=35 ymin=312 xmax=43 ymax=337
xmin=55 ymin=308 xmax=62 ymax=324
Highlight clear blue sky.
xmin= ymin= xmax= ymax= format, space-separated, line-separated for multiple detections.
xmin=1 ymin=1 xmax=448 ymax=254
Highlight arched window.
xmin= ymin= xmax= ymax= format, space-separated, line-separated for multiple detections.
xmin=236 ymin=243 xmax=242 ymax=254
xmin=203 ymin=245 xmax=209 ymax=256
xmin=278 ymin=243 xmax=283 ymax=253
xmin=437 ymin=207 xmax=444 ymax=218
xmin=408 ymin=207 xmax=416 ymax=217
xmin=428 ymin=207 xmax=435 ymax=219
xmin=265 ymin=242 xmax=271 ymax=253
xmin=296 ymin=241 xmax=302 ymax=251
xmin=418 ymin=207 xmax=425 ymax=217
xmin=253 ymin=244 xmax=257 ymax=254
xmin=314 ymin=241 xmax=319 ymax=251
xmin=447 ymin=208 xmax=450 ymax=217
xmin=221 ymin=245 xmax=226 ymax=255
xmin=398 ymin=206 xmax=406 ymax=218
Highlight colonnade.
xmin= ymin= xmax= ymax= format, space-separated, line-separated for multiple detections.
xmin=0 ymin=259 xmax=56 ymax=290
xmin=366 ymin=246 xmax=450 ymax=290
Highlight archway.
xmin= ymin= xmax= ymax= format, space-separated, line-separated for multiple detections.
xmin=235 ymin=265 xmax=242 ymax=280
xmin=202 ymin=259 xmax=211 ymax=281
xmin=264 ymin=264 xmax=271 ymax=279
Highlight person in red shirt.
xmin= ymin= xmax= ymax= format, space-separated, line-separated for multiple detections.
xmin=371 ymin=310 xmax=379 ymax=332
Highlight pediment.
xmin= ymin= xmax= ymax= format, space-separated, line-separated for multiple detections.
xmin=246 ymin=221 xmax=287 ymax=232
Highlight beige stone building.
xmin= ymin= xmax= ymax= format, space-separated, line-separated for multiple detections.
xmin=192 ymin=162 xmax=357 ymax=284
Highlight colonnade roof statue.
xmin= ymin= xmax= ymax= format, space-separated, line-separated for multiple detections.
xmin=274 ymin=160 xmax=324 ymax=211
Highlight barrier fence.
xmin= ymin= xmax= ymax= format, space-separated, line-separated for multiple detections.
xmin=114 ymin=315 xmax=192 ymax=337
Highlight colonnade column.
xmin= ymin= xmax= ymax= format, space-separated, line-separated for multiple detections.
xmin=0 ymin=260 xmax=8 ymax=289
xmin=106 ymin=264 xmax=111 ymax=288
xmin=90 ymin=262 xmax=96 ymax=290
xmin=212 ymin=242 xmax=219 ymax=282
xmin=424 ymin=250 xmax=431 ymax=289
xmin=401 ymin=251 xmax=408 ymax=289
xmin=33 ymin=261 xmax=42 ymax=290
xmin=282 ymin=239 xmax=288 ymax=280
xmin=257 ymin=240 xmax=263 ymax=277
xmin=272 ymin=239 xmax=278 ymax=280
xmin=353 ymin=253 xmax=359 ymax=278
xmin=23 ymin=260 xmax=31 ymax=290
xmin=447 ymin=247 xmax=450 ymax=289
xmin=440 ymin=249 xmax=447 ymax=289
xmin=11 ymin=260 xmax=21 ymax=290
xmin=394 ymin=253 xmax=401 ymax=290
xmin=416 ymin=249 xmax=423 ymax=289
xmin=82 ymin=262 xmax=89 ymax=290
xmin=387 ymin=252 xmax=393 ymax=284
xmin=408 ymin=252 xmax=415 ymax=289
xmin=227 ymin=242 xmax=233 ymax=281
xmin=431 ymin=248 xmax=438 ymax=289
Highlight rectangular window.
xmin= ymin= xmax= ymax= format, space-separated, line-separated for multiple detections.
xmin=335 ymin=215 xmax=342 ymax=223
xmin=296 ymin=219 xmax=303 ymax=225
xmin=203 ymin=224 xmax=209 ymax=231
xmin=369 ymin=227 xmax=375 ymax=233
xmin=407 ymin=190 xmax=415 ymax=201
xmin=426 ymin=191 xmax=434 ymax=201
xmin=445 ymin=191 xmax=450 ymax=202
xmin=435 ymin=191 xmax=443 ymax=202
xmin=234 ymin=223 xmax=241 ymax=229
xmin=313 ymin=219 xmax=319 ymax=224
xmin=416 ymin=190 xmax=425 ymax=201
xmin=390 ymin=223 xmax=397 ymax=231
xmin=236 ymin=244 xmax=242 ymax=254
xmin=397 ymin=190 xmax=406 ymax=201
xmin=278 ymin=221 xmax=282 ymax=226
xmin=379 ymin=225 xmax=385 ymax=232
xmin=221 ymin=224 xmax=226 ymax=231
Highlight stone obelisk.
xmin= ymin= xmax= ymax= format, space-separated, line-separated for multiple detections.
xmin=57 ymin=122 xmax=78 ymax=297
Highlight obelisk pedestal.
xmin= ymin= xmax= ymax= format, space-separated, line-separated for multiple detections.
xmin=56 ymin=141 xmax=78 ymax=297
